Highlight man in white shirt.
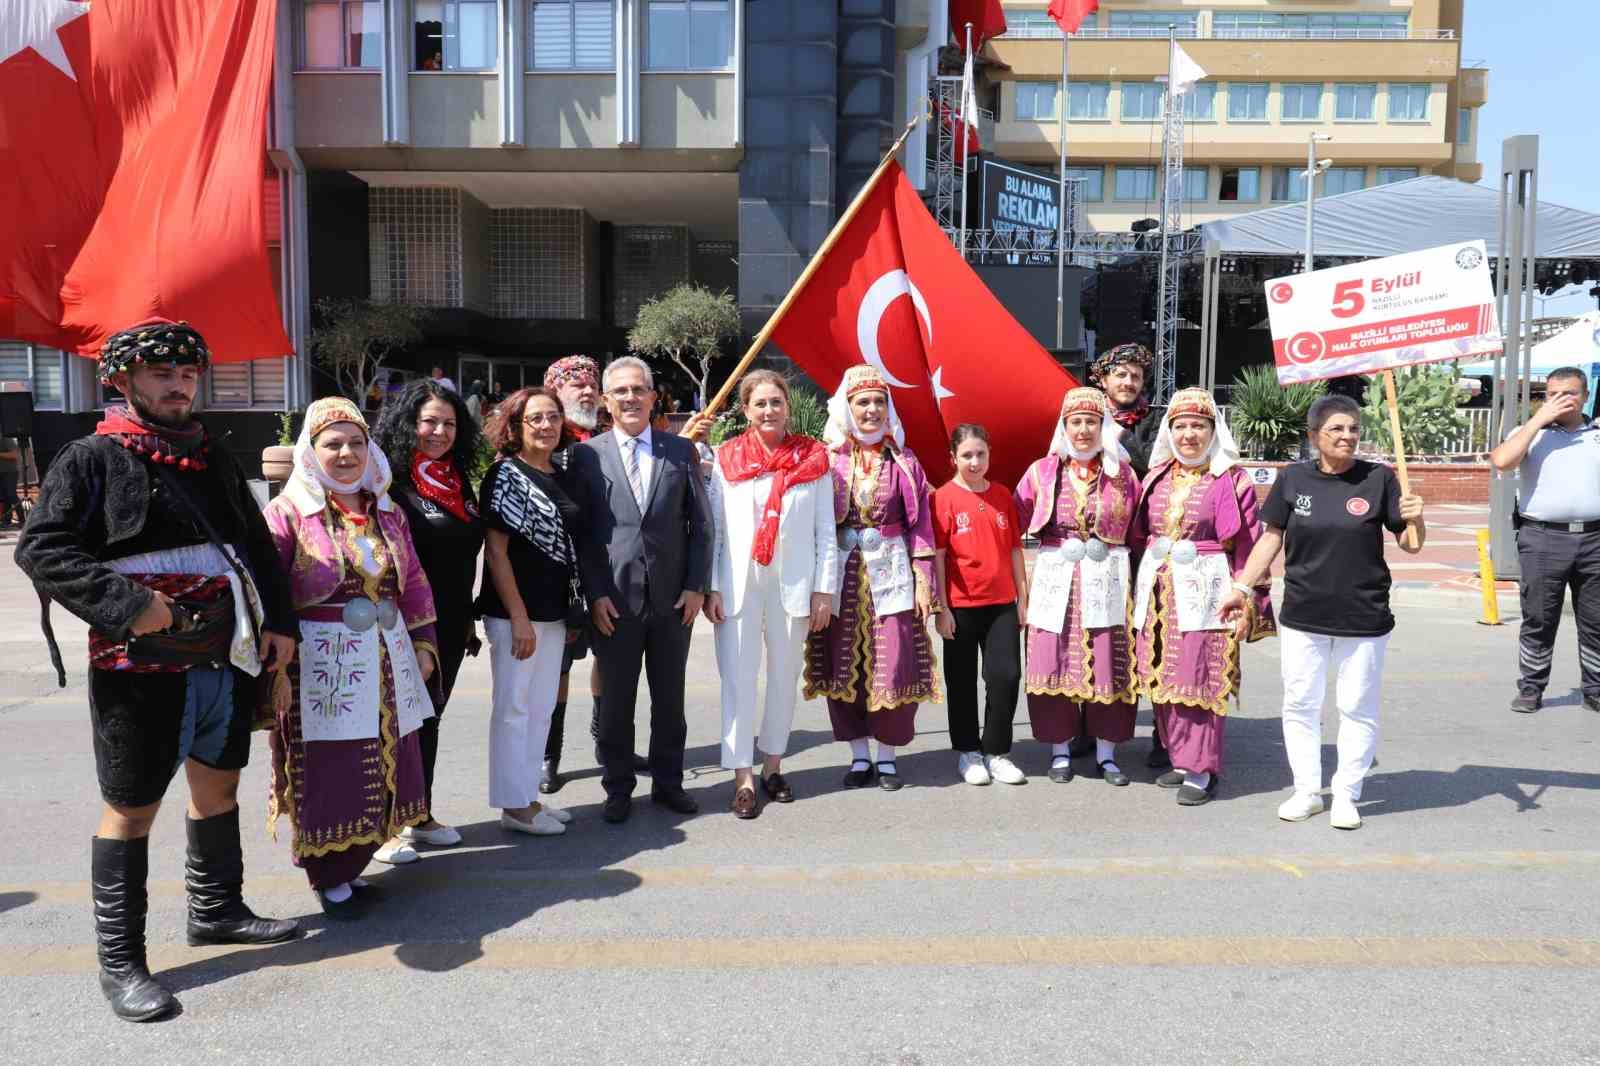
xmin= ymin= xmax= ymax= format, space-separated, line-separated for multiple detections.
xmin=1489 ymin=366 xmax=1600 ymax=714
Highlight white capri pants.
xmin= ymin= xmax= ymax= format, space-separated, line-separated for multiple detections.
xmin=485 ymin=616 xmax=567 ymax=809
xmin=1278 ymin=622 xmax=1390 ymax=803
xmin=715 ymin=563 xmax=809 ymax=770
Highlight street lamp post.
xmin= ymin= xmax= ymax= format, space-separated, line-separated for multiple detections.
xmin=1303 ymin=131 xmax=1333 ymax=273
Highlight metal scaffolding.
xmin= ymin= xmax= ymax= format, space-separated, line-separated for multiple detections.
xmin=931 ymin=76 xmax=963 ymax=232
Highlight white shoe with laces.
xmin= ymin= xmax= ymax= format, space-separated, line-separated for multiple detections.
xmin=1329 ymin=796 xmax=1363 ymax=830
xmin=373 ymin=838 xmax=419 ymax=864
xmin=1276 ymin=792 xmax=1325 ymax=822
xmin=985 ymin=754 xmax=1027 ymax=785
xmin=958 ymin=751 xmax=991 ymax=786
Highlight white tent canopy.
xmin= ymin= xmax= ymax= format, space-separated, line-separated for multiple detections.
xmin=1198 ymin=176 xmax=1600 ymax=259
xmin=1456 ymin=312 xmax=1600 ymax=380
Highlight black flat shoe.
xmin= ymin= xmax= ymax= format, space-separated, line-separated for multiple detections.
xmin=317 ymin=890 xmax=366 ymax=922
xmin=762 ymin=772 xmax=794 ymax=803
xmin=842 ymin=760 xmax=876 ymax=789
xmin=1047 ymin=760 xmax=1074 ymax=783
xmin=876 ymin=761 xmax=903 ymax=791
xmin=602 ymin=795 xmax=632 ymax=823
xmin=1177 ymin=775 xmax=1220 ymax=806
xmin=650 ymin=788 xmax=700 ymax=814
xmin=1156 ymin=769 xmax=1185 ymax=789
xmin=1095 ymin=760 xmax=1130 ymax=787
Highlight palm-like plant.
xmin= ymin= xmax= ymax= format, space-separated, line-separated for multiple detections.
xmin=708 ymin=378 xmax=828 ymax=445
xmin=1228 ymin=364 xmax=1326 ymax=460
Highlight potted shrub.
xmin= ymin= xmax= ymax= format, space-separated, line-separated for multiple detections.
xmin=261 ymin=411 xmax=296 ymax=483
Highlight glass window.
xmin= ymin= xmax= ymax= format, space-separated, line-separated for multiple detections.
xmin=304 ymin=1 xmax=381 ymax=69
xmin=1066 ymin=81 xmax=1109 ymax=120
xmin=1121 ymin=83 xmax=1163 ymax=121
xmin=1219 ymin=166 xmax=1260 ymax=202
xmin=1004 ymin=10 xmax=1063 ymax=37
xmin=1270 ymin=167 xmax=1307 ymax=202
xmin=530 ymin=0 xmax=614 ymax=70
xmin=1377 ymin=167 xmax=1420 ymax=185
xmin=1334 ymin=83 xmax=1377 ymax=121
xmin=1182 ymin=83 xmax=1215 ymax=120
xmin=415 ymin=0 xmax=498 ymax=70
xmin=1107 ymin=11 xmax=1198 ymax=36
xmin=1281 ymin=83 xmax=1322 ymax=121
xmin=1064 ymin=165 xmax=1104 ymax=202
xmin=1227 ymin=83 xmax=1268 ymax=121
xmin=1457 ymin=107 xmax=1473 ymax=145
xmin=1015 ymin=82 xmax=1058 ymax=121
xmin=1113 ymin=165 xmax=1157 ymax=202
xmin=0 ymin=343 xmax=65 ymax=410
xmin=646 ymin=0 xmax=732 ymax=70
xmin=1213 ymin=11 xmax=1407 ymax=38
xmin=1388 ymin=84 xmax=1429 ymax=121
xmin=1323 ymin=167 xmax=1366 ymax=196
xmin=1182 ymin=166 xmax=1209 ymax=202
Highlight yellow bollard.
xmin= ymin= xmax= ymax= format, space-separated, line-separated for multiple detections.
xmin=1476 ymin=528 xmax=1501 ymax=626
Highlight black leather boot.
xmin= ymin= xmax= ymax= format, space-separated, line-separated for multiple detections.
xmin=185 ymin=808 xmax=299 ymax=947
xmin=92 ymin=836 xmax=179 ymax=1022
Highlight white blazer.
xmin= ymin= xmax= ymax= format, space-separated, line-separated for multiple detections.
xmin=709 ymin=462 xmax=838 ymax=619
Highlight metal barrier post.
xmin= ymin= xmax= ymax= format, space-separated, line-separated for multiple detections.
xmin=1476 ymin=528 xmax=1501 ymax=626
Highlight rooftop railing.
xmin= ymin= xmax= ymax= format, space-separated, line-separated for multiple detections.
xmin=997 ymin=25 xmax=1456 ymax=42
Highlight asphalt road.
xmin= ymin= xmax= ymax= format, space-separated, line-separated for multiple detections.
xmin=2 ymin=528 xmax=1597 ymax=1066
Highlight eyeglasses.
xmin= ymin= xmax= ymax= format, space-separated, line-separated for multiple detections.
xmin=523 ymin=412 xmax=564 ymax=427
xmin=607 ymin=386 xmax=651 ymax=399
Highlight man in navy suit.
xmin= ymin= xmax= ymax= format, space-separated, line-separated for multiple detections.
xmin=568 ymin=357 xmax=713 ymax=823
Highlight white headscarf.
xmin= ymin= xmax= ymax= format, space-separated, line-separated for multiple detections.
xmin=1147 ymin=387 xmax=1242 ymax=477
xmin=1047 ymin=386 xmax=1127 ymax=477
xmin=283 ymin=396 xmax=395 ymax=515
xmin=823 ymin=364 xmax=906 ymax=449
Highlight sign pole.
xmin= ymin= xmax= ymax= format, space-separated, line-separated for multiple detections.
xmin=1381 ymin=369 xmax=1421 ymax=550
xmin=1054 ymin=30 xmax=1068 ymax=350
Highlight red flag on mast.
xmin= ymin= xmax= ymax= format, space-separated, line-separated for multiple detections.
xmin=0 ymin=0 xmax=291 ymax=361
xmin=770 ymin=162 xmax=1076 ymax=491
xmin=1047 ymin=0 xmax=1100 ymax=34
xmin=948 ymin=1 xmax=1007 ymax=50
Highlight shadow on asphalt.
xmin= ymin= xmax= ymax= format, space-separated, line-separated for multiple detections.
xmin=0 ymin=891 xmax=36 ymax=916
xmin=1361 ymin=764 xmax=1600 ymax=817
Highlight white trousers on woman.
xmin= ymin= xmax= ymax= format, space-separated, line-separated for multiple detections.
xmin=1278 ymin=622 xmax=1390 ymax=803
xmin=486 ymin=617 xmax=566 ymax=809
xmin=715 ymin=562 xmax=808 ymax=770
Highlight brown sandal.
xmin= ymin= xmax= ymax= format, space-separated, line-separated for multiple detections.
xmin=732 ymin=785 xmax=760 ymax=820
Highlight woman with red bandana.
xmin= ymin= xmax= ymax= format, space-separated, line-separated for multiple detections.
xmin=704 ymin=370 xmax=837 ymax=818
xmin=372 ymin=381 xmax=485 ymax=858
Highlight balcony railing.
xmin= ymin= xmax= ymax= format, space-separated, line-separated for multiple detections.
xmin=998 ymin=25 xmax=1456 ymax=42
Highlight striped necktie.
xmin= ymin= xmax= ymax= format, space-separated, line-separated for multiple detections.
xmin=626 ymin=436 xmax=645 ymax=511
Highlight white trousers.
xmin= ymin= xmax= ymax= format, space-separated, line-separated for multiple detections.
xmin=715 ymin=561 xmax=809 ymax=769
xmin=1278 ymin=623 xmax=1390 ymax=803
xmin=486 ymin=616 xmax=566 ymax=809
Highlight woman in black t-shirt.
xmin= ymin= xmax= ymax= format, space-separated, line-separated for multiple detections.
xmin=1221 ymin=394 xmax=1425 ymax=832
xmin=478 ymin=387 xmax=584 ymax=836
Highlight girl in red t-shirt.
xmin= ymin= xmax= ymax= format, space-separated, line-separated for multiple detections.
xmin=932 ymin=424 xmax=1028 ymax=786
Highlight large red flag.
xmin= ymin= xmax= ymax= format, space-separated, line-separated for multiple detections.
xmin=948 ymin=0 xmax=1006 ymax=50
xmin=770 ymin=162 xmax=1077 ymax=491
xmin=1048 ymin=0 xmax=1100 ymax=34
xmin=0 ymin=0 xmax=291 ymax=361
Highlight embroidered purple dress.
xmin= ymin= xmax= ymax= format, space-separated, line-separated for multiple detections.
xmin=1130 ymin=463 xmax=1275 ymax=775
xmin=1015 ymin=455 xmax=1140 ymax=743
xmin=804 ymin=443 xmax=940 ymax=745
xmin=263 ymin=499 xmax=437 ymax=890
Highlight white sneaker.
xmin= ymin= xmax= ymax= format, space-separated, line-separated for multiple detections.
xmin=501 ymin=810 xmax=566 ymax=836
xmin=1277 ymin=792 xmax=1325 ymax=822
xmin=986 ymin=754 xmax=1027 ymax=785
xmin=958 ymin=751 xmax=991 ymax=785
xmin=373 ymin=838 xmax=419 ymax=864
xmin=1329 ymin=796 xmax=1363 ymax=830
xmin=400 ymin=823 xmax=462 ymax=847
xmin=536 ymin=799 xmax=573 ymax=824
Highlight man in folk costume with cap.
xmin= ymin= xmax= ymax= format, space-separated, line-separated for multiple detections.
xmin=1014 ymin=386 xmax=1141 ymax=786
xmin=537 ymin=355 xmax=648 ymax=792
xmin=16 ymin=321 xmax=300 ymax=1023
xmin=1088 ymin=341 xmax=1172 ymax=768
xmin=1129 ymin=388 xmax=1275 ymax=806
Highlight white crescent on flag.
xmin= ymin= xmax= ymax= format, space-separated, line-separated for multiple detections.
xmin=855 ymin=269 xmax=931 ymax=390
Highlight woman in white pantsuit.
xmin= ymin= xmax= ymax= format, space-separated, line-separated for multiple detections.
xmin=704 ymin=371 xmax=838 ymax=819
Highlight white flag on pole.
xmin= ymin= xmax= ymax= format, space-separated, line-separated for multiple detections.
xmin=1170 ymin=44 xmax=1207 ymax=96
xmin=959 ymin=48 xmax=980 ymax=145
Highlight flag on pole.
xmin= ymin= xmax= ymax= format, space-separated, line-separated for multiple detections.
xmin=957 ymin=47 xmax=982 ymax=163
xmin=1170 ymin=43 xmax=1208 ymax=96
xmin=0 ymin=0 xmax=291 ymax=360
xmin=770 ymin=162 xmax=1077 ymax=490
xmin=1047 ymin=0 xmax=1099 ymax=34
xmin=948 ymin=0 xmax=1006 ymax=50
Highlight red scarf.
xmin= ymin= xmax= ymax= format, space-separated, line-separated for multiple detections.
xmin=410 ymin=451 xmax=476 ymax=525
xmin=1110 ymin=396 xmax=1150 ymax=431
xmin=717 ymin=429 xmax=830 ymax=566
xmin=94 ymin=405 xmax=209 ymax=469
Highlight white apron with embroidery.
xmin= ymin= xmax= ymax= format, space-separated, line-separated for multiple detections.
xmin=834 ymin=533 xmax=915 ymax=617
xmin=1028 ymin=542 xmax=1131 ymax=635
xmin=1133 ymin=550 xmax=1233 ymax=633
xmin=297 ymin=619 xmax=434 ymax=743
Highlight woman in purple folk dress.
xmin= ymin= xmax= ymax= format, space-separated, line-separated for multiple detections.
xmin=803 ymin=365 xmax=942 ymax=791
xmin=263 ymin=398 xmax=439 ymax=919
xmin=1015 ymin=387 xmax=1141 ymax=786
xmin=1129 ymin=388 xmax=1275 ymax=807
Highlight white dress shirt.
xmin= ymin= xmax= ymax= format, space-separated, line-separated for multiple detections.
xmin=613 ymin=424 xmax=655 ymax=502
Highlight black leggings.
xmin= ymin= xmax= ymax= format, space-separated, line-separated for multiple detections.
xmin=942 ymin=601 xmax=1022 ymax=755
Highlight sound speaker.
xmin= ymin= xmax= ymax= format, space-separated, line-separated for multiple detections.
xmin=0 ymin=390 xmax=33 ymax=437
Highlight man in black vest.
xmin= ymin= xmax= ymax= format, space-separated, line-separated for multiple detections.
xmin=16 ymin=321 xmax=299 ymax=1022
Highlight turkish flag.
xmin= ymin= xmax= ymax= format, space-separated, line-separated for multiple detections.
xmin=770 ymin=162 xmax=1077 ymax=491
xmin=1048 ymin=0 xmax=1100 ymax=34
xmin=0 ymin=0 xmax=291 ymax=361
xmin=948 ymin=0 xmax=1006 ymax=50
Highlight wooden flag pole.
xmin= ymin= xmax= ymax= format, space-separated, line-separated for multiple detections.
xmin=686 ymin=111 xmax=925 ymax=432
xmin=1382 ymin=368 xmax=1421 ymax=550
